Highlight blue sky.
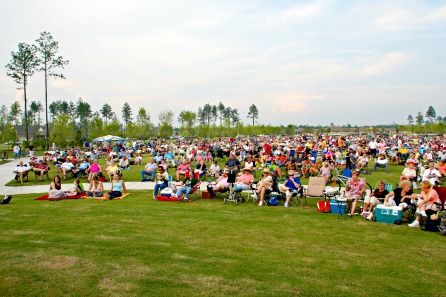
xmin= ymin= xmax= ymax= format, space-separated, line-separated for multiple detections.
xmin=1 ymin=0 xmax=445 ymax=126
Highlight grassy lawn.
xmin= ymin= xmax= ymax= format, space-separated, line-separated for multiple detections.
xmin=0 ymin=191 xmax=445 ymax=296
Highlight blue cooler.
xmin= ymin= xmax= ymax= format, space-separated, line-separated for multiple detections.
xmin=374 ymin=205 xmax=402 ymax=224
xmin=330 ymin=200 xmax=346 ymax=214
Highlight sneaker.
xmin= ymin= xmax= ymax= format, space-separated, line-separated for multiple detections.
xmin=284 ymin=203 xmax=289 ymax=208
xmin=408 ymin=221 xmax=420 ymax=227
xmin=419 ymin=211 xmax=427 ymax=217
xmin=252 ymin=193 xmax=258 ymax=199
xmin=258 ymin=201 xmax=263 ymax=206
xmin=354 ymin=212 xmax=359 ymax=216
xmin=183 ymin=197 xmax=189 ymax=201
xmin=347 ymin=213 xmax=352 ymax=217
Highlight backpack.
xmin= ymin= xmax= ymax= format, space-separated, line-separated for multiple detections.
xmin=268 ymin=196 xmax=278 ymax=206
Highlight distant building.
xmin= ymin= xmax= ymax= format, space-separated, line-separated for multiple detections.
xmin=14 ymin=125 xmax=50 ymax=141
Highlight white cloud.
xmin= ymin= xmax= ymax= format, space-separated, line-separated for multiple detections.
xmin=425 ymin=6 xmax=446 ymax=21
xmin=364 ymin=52 xmax=411 ymax=76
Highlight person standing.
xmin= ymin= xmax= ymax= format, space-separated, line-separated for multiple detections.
xmin=13 ymin=144 xmax=20 ymax=159
xmin=28 ymin=142 xmax=35 ymax=157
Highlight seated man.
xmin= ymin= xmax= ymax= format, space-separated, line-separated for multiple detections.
xmin=225 ymin=153 xmax=241 ymax=172
xmin=118 ymin=156 xmax=130 ymax=170
xmin=372 ymin=154 xmax=389 ymax=173
xmin=33 ymin=160 xmax=49 ymax=181
xmin=208 ymin=161 xmax=221 ymax=178
xmin=207 ymin=169 xmax=230 ymax=197
xmin=60 ymin=160 xmax=75 ymax=180
xmin=75 ymin=158 xmax=90 ymax=176
xmin=278 ymin=170 xmax=301 ymax=208
xmin=175 ymin=169 xmax=201 ymax=200
xmin=14 ymin=161 xmax=29 ymax=183
xmin=140 ymin=158 xmax=158 ymax=181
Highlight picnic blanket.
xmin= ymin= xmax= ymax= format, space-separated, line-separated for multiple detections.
xmin=155 ymin=195 xmax=185 ymax=202
xmin=34 ymin=192 xmax=86 ymax=201
xmin=83 ymin=193 xmax=130 ymax=200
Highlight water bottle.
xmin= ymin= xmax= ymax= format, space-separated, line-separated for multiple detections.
xmin=360 ymin=206 xmax=363 ymax=214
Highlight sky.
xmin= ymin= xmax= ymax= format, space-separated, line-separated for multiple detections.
xmin=1 ymin=0 xmax=446 ymax=127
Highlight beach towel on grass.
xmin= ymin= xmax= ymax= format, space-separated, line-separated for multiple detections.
xmin=34 ymin=192 xmax=86 ymax=200
xmin=84 ymin=193 xmax=130 ymax=200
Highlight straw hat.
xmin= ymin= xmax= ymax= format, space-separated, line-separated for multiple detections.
xmin=242 ymin=166 xmax=253 ymax=172
xmin=263 ymin=168 xmax=270 ymax=173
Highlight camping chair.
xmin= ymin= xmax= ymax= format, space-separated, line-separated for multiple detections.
xmin=15 ymin=164 xmax=29 ymax=183
xmin=34 ymin=165 xmax=50 ymax=181
xmin=302 ymin=177 xmax=326 ymax=205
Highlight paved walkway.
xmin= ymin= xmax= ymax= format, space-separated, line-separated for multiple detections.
xmin=0 ymin=157 xmax=211 ymax=196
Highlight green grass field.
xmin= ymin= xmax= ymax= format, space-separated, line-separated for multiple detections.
xmin=3 ymin=153 xmax=446 ymax=296
xmin=1 ymin=192 xmax=445 ymax=296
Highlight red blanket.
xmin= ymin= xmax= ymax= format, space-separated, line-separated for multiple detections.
xmin=34 ymin=192 xmax=86 ymax=200
xmin=155 ymin=195 xmax=185 ymax=202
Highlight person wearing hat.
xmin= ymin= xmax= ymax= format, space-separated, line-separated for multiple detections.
xmin=207 ymin=169 xmax=230 ymax=197
xmin=33 ymin=160 xmax=49 ymax=181
xmin=233 ymin=166 xmax=254 ymax=192
xmin=279 ymin=170 xmax=301 ymax=208
xmin=255 ymin=168 xmax=274 ymax=206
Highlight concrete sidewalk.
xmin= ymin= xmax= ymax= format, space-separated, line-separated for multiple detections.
xmin=0 ymin=157 xmax=209 ymax=195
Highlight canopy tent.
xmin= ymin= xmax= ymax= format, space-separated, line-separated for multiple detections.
xmin=92 ymin=135 xmax=124 ymax=142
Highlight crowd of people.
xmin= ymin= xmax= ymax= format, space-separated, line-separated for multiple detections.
xmin=11 ymin=133 xmax=446 ymax=227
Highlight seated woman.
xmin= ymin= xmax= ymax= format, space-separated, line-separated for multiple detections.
xmin=301 ymin=157 xmax=313 ymax=178
xmin=422 ymin=162 xmax=441 ymax=185
xmin=255 ymin=168 xmax=274 ymax=206
xmin=105 ymin=161 xmax=119 ymax=182
xmin=233 ymin=167 xmax=254 ymax=192
xmin=48 ymin=175 xmax=66 ymax=200
xmin=318 ymin=160 xmax=333 ymax=183
xmin=356 ymin=153 xmax=369 ymax=171
xmin=408 ymin=180 xmax=442 ymax=228
xmin=33 ymin=160 xmax=49 ymax=181
xmin=118 ymin=156 xmax=129 ymax=170
xmin=86 ymin=175 xmax=104 ymax=198
xmin=134 ymin=152 xmax=143 ymax=165
xmin=153 ymin=166 xmax=169 ymax=199
xmin=345 ymin=171 xmax=366 ymax=216
xmin=363 ymin=180 xmax=389 ymax=213
xmin=207 ymin=169 xmax=230 ymax=197
xmin=268 ymin=160 xmax=283 ymax=178
xmin=384 ymin=180 xmax=418 ymax=210
xmin=244 ymin=155 xmax=255 ymax=170
xmin=88 ymin=160 xmax=101 ymax=182
xmin=195 ymin=159 xmax=207 ymax=177
xmin=278 ymin=170 xmax=301 ymax=208
xmin=108 ymin=173 xmax=127 ymax=200
xmin=176 ymin=169 xmax=201 ymax=200
xmin=176 ymin=160 xmax=190 ymax=182
xmin=437 ymin=159 xmax=446 ymax=179
xmin=400 ymin=161 xmax=417 ymax=185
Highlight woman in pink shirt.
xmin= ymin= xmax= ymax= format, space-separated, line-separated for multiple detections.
xmin=234 ymin=167 xmax=254 ymax=191
xmin=88 ymin=160 xmax=101 ymax=182
xmin=408 ymin=180 xmax=441 ymax=228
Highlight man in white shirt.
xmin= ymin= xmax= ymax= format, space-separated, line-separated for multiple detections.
xmin=368 ymin=138 xmax=378 ymax=158
xmin=61 ymin=161 xmax=75 ymax=179
xmin=13 ymin=161 xmax=29 ymax=183
xmin=372 ymin=154 xmax=389 ymax=173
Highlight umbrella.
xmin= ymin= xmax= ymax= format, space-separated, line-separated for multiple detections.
xmin=92 ymin=135 xmax=124 ymax=142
